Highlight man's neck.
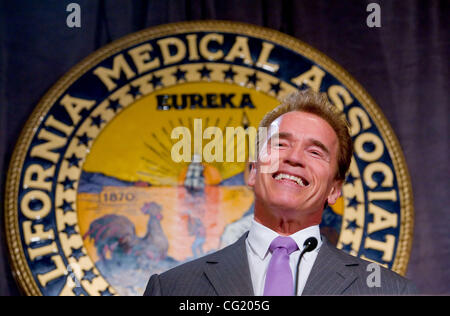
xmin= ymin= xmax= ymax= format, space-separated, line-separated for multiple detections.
xmin=253 ymin=207 xmax=322 ymax=236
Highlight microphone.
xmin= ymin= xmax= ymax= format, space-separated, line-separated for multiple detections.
xmin=294 ymin=237 xmax=318 ymax=295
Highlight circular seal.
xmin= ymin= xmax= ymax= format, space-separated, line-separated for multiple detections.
xmin=5 ymin=21 xmax=414 ymax=296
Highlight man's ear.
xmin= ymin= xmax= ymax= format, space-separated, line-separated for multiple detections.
xmin=247 ymin=162 xmax=257 ymax=187
xmin=327 ymin=179 xmax=343 ymax=205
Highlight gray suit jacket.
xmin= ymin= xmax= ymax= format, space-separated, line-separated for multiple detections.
xmin=144 ymin=233 xmax=417 ymax=296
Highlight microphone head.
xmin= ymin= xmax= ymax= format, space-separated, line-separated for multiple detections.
xmin=303 ymin=237 xmax=318 ymax=252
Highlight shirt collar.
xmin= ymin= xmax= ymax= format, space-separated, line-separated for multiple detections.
xmin=247 ymin=219 xmax=322 ymax=260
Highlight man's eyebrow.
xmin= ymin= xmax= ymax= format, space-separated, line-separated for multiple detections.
xmin=309 ymin=138 xmax=330 ymax=156
xmin=268 ymin=132 xmax=293 ymax=141
xmin=266 ymin=133 xmax=331 ymax=156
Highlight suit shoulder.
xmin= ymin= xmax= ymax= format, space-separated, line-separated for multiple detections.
xmin=328 ymin=245 xmax=417 ymax=294
xmin=159 ymin=253 xmax=210 ymax=279
xmin=158 ymin=243 xmax=235 ymax=282
xmin=148 ymin=233 xmax=248 ymax=295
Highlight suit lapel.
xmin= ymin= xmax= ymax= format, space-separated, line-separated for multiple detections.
xmin=302 ymin=237 xmax=359 ymax=295
xmin=203 ymin=233 xmax=254 ymax=296
xmin=201 ymin=234 xmax=359 ymax=295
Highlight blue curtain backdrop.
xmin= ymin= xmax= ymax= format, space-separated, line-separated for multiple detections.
xmin=0 ymin=0 xmax=448 ymax=295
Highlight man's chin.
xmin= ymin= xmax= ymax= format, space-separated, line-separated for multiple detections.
xmin=267 ymin=199 xmax=305 ymax=214
xmin=267 ymin=195 xmax=319 ymax=213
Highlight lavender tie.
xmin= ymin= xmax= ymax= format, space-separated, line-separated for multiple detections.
xmin=263 ymin=236 xmax=299 ymax=296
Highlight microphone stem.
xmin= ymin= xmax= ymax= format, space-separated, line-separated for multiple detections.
xmin=294 ymin=248 xmax=308 ymax=296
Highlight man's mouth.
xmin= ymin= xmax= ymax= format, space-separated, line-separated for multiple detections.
xmin=272 ymin=172 xmax=309 ymax=187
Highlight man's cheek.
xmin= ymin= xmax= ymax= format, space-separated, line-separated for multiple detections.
xmin=259 ymin=149 xmax=280 ymax=174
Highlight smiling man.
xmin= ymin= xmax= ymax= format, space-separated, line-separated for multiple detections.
xmin=144 ymin=90 xmax=417 ymax=296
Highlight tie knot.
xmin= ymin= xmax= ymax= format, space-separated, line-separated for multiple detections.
xmin=269 ymin=236 xmax=299 ymax=255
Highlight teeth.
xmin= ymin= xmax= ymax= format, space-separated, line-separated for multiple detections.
xmin=274 ymin=173 xmax=306 ymax=186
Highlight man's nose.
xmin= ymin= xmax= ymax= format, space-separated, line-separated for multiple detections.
xmin=283 ymin=145 xmax=306 ymax=168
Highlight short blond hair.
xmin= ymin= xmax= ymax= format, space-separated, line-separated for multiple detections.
xmin=258 ymin=89 xmax=353 ymax=180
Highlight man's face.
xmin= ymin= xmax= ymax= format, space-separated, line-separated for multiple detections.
xmin=248 ymin=111 xmax=343 ymax=221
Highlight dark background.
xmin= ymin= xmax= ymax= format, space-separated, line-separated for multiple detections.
xmin=0 ymin=0 xmax=448 ymax=295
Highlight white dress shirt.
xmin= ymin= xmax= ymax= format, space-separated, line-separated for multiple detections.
xmin=246 ymin=219 xmax=322 ymax=296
